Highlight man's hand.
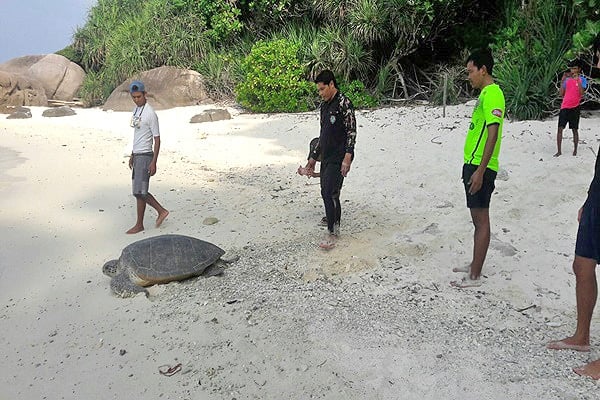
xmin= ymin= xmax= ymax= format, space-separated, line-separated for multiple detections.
xmin=341 ymin=153 xmax=352 ymax=177
xmin=578 ymin=206 xmax=584 ymax=222
xmin=149 ymin=161 xmax=157 ymax=176
xmin=129 ymin=155 xmax=133 ymax=169
xmin=468 ymin=168 xmax=484 ymax=195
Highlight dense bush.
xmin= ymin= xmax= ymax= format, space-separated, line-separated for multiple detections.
xmin=567 ymin=0 xmax=600 ymax=59
xmin=428 ymin=64 xmax=471 ymax=106
xmin=69 ymin=0 xmax=600 ymax=117
xmin=493 ymin=1 xmax=576 ymax=120
xmin=236 ymin=39 xmax=315 ymax=112
xmin=340 ymin=80 xmax=378 ymax=108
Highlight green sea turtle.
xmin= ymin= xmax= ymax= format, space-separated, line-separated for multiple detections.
xmin=103 ymin=234 xmax=231 ymax=298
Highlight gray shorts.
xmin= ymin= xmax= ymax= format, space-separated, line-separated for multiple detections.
xmin=132 ymin=153 xmax=153 ymax=196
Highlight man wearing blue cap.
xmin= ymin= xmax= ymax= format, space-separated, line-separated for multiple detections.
xmin=126 ymin=80 xmax=169 ymax=234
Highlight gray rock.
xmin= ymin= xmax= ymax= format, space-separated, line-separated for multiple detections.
xmin=7 ymin=110 xmax=32 ymax=119
xmin=190 ymin=109 xmax=232 ymax=123
xmin=0 ymin=70 xmax=48 ymax=107
xmin=0 ymin=54 xmax=85 ymax=101
xmin=103 ymin=66 xmax=210 ymax=111
xmin=203 ymin=217 xmax=219 ymax=225
xmin=42 ymin=106 xmax=76 ymax=117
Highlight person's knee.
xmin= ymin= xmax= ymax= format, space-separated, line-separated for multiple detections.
xmin=470 ymin=209 xmax=490 ymax=227
xmin=573 ymin=256 xmax=597 ymax=278
xmin=134 ymin=193 xmax=147 ymax=199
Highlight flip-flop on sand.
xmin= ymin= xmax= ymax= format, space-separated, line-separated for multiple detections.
xmin=546 ymin=340 xmax=590 ymax=352
xmin=450 ymin=276 xmax=482 ymax=288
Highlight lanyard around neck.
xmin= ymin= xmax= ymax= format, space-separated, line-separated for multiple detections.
xmin=133 ymin=104 xmax=146 ymax=118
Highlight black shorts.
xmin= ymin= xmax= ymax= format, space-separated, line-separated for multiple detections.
xmin=575 ymin=199 xmax=600 ymax=263
xmin=558 ymin=107 xmax=580 ymax=129
xmin=462 ymin=163 xmax=496 ymax=209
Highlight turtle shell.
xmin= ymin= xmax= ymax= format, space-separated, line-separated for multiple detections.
xmin=119 ymin=234 xmax=225 ymax=284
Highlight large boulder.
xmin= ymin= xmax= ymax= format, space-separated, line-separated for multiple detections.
xmin=0 ymin=54 xmax=85 ymax=102
xmin=0 ymin=70 xmax=48 ymax=107
xmin=103 ymin=66 xmax=210 ymax=111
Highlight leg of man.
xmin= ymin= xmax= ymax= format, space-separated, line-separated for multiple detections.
xmin=319 ymin=162 xmax=343 ymax=248
xmin=469 ymin=208 xmax=491 ymax=280
xmin=145 ymin=193 xmax=169 ymax=227
xmin=547 ymin=256 xmax=597 ymax=351
xmin=554 ymin=126 xmax=564 ymax=157
xmin=320 ymin=163 xmax=343 ymax=233
xmin=127 ymin=195 xmax=147 ymax=234
xmin=555 ymin=108 xmax=569 ymax=157
xmin=571 ymin=107 xmax=581 ymax=157
xmin=452 ymin=164 xmax=495 ymax=287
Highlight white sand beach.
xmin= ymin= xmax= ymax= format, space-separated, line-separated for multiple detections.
xmin=1 ymin=103 xmax=600 ymax=399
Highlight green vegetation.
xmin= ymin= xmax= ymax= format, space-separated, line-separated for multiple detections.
xmin=65 ymin=0 xmax=599 ymax=118
xmin=236 ymin=39 xmax=315 ymax=112
xmin=493 ymin=1 xmax=576 ymax=120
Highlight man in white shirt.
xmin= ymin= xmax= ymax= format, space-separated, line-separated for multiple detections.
xmin=126 ymin=80 xmax=169 ymax=234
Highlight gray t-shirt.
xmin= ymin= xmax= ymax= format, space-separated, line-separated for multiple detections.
xmin=131 ymin=102 xmax=160 ymax=153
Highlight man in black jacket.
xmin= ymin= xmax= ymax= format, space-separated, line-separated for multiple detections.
xmin=303 ymin=70 xmax=357 ymax=249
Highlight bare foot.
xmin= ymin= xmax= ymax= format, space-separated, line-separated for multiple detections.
xmin=156 ymin=210 xmax=169 ymax=228
xmin=450 ymin=276 xmax=482 ymax=288
xmin=126 ymin=225 xmax=144 ymax=234
xmin=452 ymin=264 xmax=470 ymax=273
xmin=319 ymin=234 xmax=337 ymax=250
xmin=553 ymin=152 xmax=561 ymax=157
xmin=573 ymin=150 xmax=577 ymax=156
xmin=546 ymin=338 xmax=590 ymax=352
xmin=574 ymin=359 xmax=600 ymax=379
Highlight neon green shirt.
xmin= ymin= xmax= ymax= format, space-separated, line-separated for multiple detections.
xmin=464 ymin=83 xmax=505 ymax=172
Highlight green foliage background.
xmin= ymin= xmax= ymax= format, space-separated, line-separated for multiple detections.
xmin=63 ymin=0 xmax=599 ymax=118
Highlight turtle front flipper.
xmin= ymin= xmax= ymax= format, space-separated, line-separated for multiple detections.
xmin=202 ymin=262 xmax=225 ymax=277
xmin=110 ymin=272 xmax=148 ymax=298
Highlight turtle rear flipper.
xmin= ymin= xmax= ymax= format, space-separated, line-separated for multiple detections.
xmin=110 ymin=272 xmax=148 ymax=298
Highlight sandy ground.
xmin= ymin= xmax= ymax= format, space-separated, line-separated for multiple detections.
xmin=1 ymin=102 xmax=600 ymax=399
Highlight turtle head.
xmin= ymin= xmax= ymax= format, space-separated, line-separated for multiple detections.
xmin=102 ymin=260 xmax=120 ymax=277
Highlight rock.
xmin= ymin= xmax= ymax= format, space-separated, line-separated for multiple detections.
xmin=7 ymin=109 xmax=32 ymax=119
xmin=0 ymin=70 xmax=48 ymax=107
xmin=0 ymin=54 xmax=85 ymax=101
xmin=103 ymin=66 xmax=210 ymax=111
xmin=190 ymin=109 xmax=232 ymax=123
xmin=203 ymin=217 xmax=219 ymax=225
xmin=42 ymin=106 xmax=76 ymax=117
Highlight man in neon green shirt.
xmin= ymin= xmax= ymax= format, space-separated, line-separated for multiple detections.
xmin=451 ymin=49 xmax=505 ymax=288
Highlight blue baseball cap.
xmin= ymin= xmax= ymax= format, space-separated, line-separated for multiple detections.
xmin=129 ymin=80 xmax=145 ymax=93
